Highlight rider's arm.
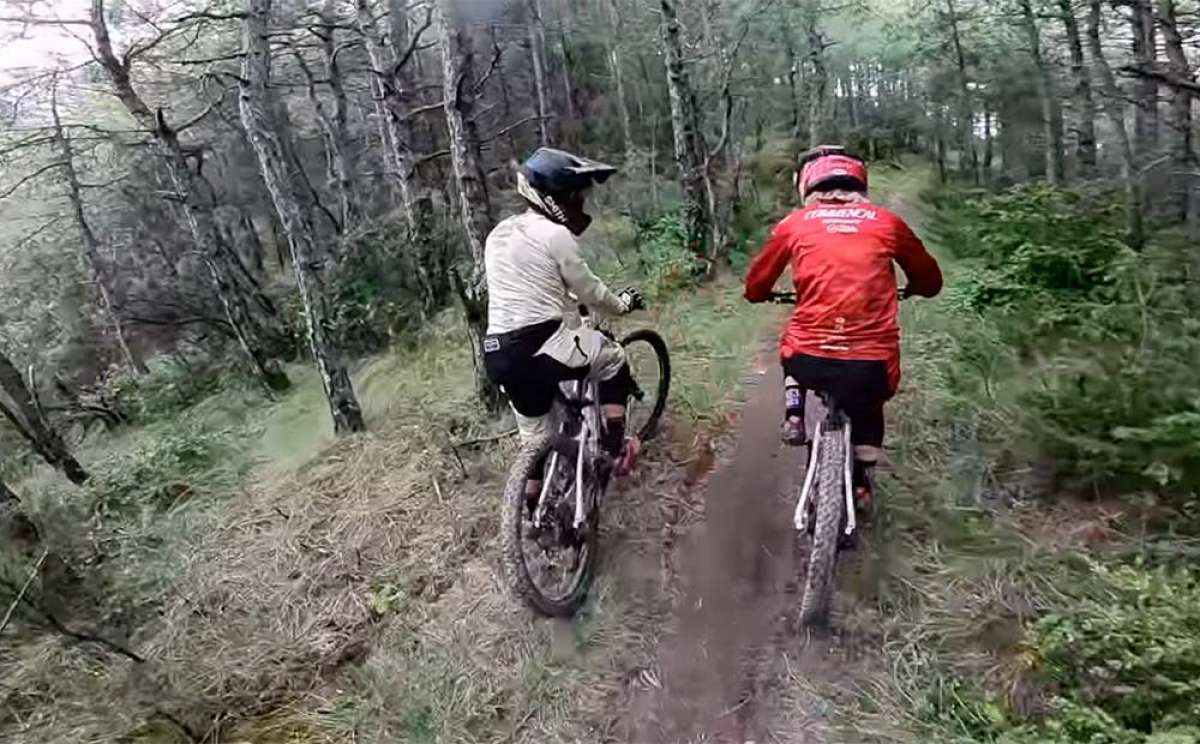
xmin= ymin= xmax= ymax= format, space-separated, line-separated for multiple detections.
xmin=891 ymin=215 xmax=943 ymax=298
xmin=549 ymin=232 xmax=629 ymax=316
xmin=744 ymin=219 xmax=794 ymax=303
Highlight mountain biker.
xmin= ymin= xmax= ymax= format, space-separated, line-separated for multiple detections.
xmin=743 ymin=145 xmax=943 ymax=510
xmin=483 ymin=147 xmax=644 ymax=487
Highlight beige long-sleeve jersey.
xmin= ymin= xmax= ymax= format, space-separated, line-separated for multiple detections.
xmin=485 ymin=210 xmax=627 ymax=336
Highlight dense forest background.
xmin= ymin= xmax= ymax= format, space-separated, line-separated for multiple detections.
xmin=2 ymin=0 xmax=1200 ymax=742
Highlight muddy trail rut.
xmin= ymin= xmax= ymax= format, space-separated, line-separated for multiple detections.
xmin=612 ymin=345 xmax=885 ymax=744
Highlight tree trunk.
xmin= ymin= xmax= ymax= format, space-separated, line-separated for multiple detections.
xmin=356 ymin=0 xmax=423 ymax=231
xmin=491 ymin=23 xmax=520 ymax=160
xmin=295 ymin=51 xmax=356 ymax=232
xmin=435 ymin=0 xmax=500 ymax=408
xmin=0 ymin=350 xmax=88 ymax=485
xmin=240 ymin=0 xmax=365 ymax=434
xmin=781 ymin=13 xmax=803 ymax=143
xmin=983 ymin=106 xmax=994 ymax=183
xmin=316 ymin=2 xmax=360 ymax=228
xmin=660 ymin=0 xmax=710 ymax=259
xmin=1019 ymin=0 xmax=1066 ymax=184
xmin=49 ymin=82 xmax=146 ymax=377
xmin=605 ymin=0 xmax=635 ymax=165
xmin=242 ymin=212 xmax=266 ymax=274
xmin=89 ymin=0 xmax=288 ymax=392
xmin=1155 ymin=0 xmax=1195 ymax=223
xmin=945 ymin=0 xmax=979 ymax=183
xmin=702 ymin=23 xmax=740 ymax=264
xmin=1086 ymin=0 xmax=1145 ymax=248
xmin=934 ymin=109 xmax=949 ymax=183
xmin=526 ymin=0 xmax=551 ymax=146
xmin=1130 ymin=0 xmax=1159 ymax=159
xmin=557 ymin=28 xmax=578 ymax=145
xmin=805 ymin=13 xmax=829 ymax=148
xmin=1057 ymin=0 xmax=1098 ymax=177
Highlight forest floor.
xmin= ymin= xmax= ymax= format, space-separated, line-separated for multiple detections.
xmin=8 ymin=160 xmax=1058 ymax=744
xmin=609 ymin=168 xmax=946 ymax=744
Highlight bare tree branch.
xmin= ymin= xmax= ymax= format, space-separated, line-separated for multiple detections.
xmin=480 ymin=115 xmax=547 ymax=145
xmin=417 ymin=148 xmax=450 ymax=164
xmin=0 ymin=549 xmax=49 ymax=637
xmin=391 ymin=4 xmax=434 ymax=78
xmin=1119 ymin=63 xmax=1200 ymax=94
xmin=0 ymin=15 xmax=91 ymax=26
xmin=0 ymin=161 xmax=68 ymax=200
xmin=472 ymin=40 xmax=504 ymax=94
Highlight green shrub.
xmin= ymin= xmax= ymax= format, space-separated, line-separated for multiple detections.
xmin=928 ymin=182 xmax=1200 ymax=493
xmin=633 ymin=211 xmax=706 ymax=296
xmin=924 ymin=563 xmax=1200 ymax=744
xmin=1029 ymin=563 xmax=1200 ymax=737
xmin=283 ymin=215 xmax=457 ymax=357
xmin=100 ymin=355 xmax=249 ymax=424
xmin=89 ymin=425 xmax=247 ymax=516
xmin=932 ymin=183 xmax=1129 ymax=319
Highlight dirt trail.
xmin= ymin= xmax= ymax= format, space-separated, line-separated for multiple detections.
xmin=616 ymin=347 xmax=844 ymax=744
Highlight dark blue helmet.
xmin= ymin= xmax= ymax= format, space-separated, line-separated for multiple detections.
xmin=520 ymin=147 xmax=618 ymax=196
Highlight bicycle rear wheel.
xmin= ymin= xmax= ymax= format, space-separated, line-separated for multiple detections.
xmin=621 ymin=329 xmax=670 ymax=442
xmin=500 ymin=436 xmax=599 ymax=617
xmin=800 ymin=429 xmax=846 ymax=626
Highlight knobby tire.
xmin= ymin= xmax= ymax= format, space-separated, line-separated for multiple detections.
xmin=800 ymin=430 xmax=845 ymax=626
xmin=620 ymin=329 xmax=670 ymax=442
xmin=500 ymin=436 xmax=598 ymax=617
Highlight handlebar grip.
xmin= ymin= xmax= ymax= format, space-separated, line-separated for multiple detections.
xmin=577 ymin=304 xmax=590 ymax=317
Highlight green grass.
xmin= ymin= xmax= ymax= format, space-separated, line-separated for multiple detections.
xmin=2 ymin=194 xmax=781 ymax=743
xmin=786 ymin=162 xmax=1200 ymax=744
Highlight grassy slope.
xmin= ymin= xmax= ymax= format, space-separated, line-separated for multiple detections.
xmin=4 ymin=210 xmax=779 ymax=742
xmin=11 ymin=154 xmax=1079 ymax=744
xmin=762 ymin=164 xmax=1169 ymax=743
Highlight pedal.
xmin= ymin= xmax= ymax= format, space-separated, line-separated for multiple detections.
xmin=838 ymin=529 xmax=859 ymax=551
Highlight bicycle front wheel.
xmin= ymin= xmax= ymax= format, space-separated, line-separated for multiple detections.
xmin=500 ymin=436 xmax=599 ymax=617
xmin=800 ymin=429 xmax=845 ymax=626
xmin=621 ymin=329 xmax=670 ymax=442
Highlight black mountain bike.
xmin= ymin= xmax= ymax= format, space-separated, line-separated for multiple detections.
xmin=772 ymin=289 xmax=910 ymax=625
xmin=500 ymin=306 xmax=670 ymax=617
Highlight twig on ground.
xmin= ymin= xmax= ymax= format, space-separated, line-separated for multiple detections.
xmin=0 ymin=548 xmax=49 ymax=636
xmin=449 ymin=445 xmax=467 ymax=478
xmin=452 ymin=429 xmax=518 ymax=448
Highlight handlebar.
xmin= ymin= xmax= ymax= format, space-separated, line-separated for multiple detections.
xmin=768 ymin=288 xmax=913 ymax=305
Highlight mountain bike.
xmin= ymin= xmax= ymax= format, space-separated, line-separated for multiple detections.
xmin=500 ymin=306 xmax=670 ymax=617
xmin=771 ymin=289 xmax=909 ymax=625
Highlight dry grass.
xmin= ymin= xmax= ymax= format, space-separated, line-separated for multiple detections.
xmin=1 ymin=274 xmax=775 ymax=743
xmin=745 ymin=163 xmax=1114 ymax=743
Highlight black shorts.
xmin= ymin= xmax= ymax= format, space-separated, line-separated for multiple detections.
xmin=484 ymin=320 xmax=632 ymax=418
xmin=782 ymin=353 xmax=891 ymax=447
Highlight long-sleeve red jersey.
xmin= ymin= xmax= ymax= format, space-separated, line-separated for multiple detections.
xmin=744 ymin=199 xmax=942 ymax=392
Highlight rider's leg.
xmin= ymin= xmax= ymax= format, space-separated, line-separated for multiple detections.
xmin=536 ymin=325 xmax=639 ymax=472
xmin=593 ymin=342 xmax=639 ymax=474
xmin=512 ymin=406 xmax=556 ymax=502
xmin=848 ymin=400 xmax=886 ymax=511
xmin=781 ymin=372 xmax=806 ymax=446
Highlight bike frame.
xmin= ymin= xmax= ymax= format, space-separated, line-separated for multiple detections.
xmin=792 ymin=392 xmax=857 ymax=538
xmin=533 ymin=310 xmax=606 ymax=532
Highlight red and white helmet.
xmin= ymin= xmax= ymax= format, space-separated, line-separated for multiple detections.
xmin=795 ymin=145 xmax=868 ymax=198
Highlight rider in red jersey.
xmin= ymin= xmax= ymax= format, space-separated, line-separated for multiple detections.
xmin=744 ymin=146 xmax=943 ymax=507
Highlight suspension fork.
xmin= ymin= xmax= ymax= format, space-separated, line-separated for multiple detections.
xmin=574 ymin=378 xmax=599 ymax=530
xmin=792 ymin=409 xmax=858 ymax=537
